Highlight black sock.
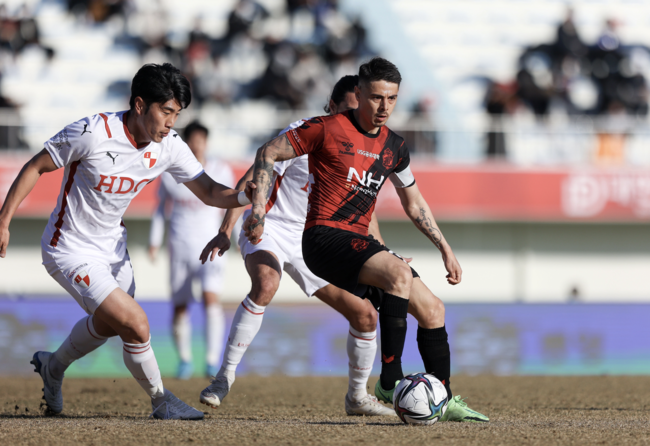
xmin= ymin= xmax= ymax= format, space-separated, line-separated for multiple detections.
xmin=379 ymin=293 xmax=409 ymax=390
xmin=417 ymin=325 xmax=452 ymax=399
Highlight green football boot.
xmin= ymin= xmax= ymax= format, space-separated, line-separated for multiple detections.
xmin=440 ymin=395 xmax=489 ymax=423
xmin=374 ymin=380 xmax=400 ymax=404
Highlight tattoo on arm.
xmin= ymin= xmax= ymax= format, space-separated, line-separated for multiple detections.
xmin=248 ymin=212 xmax=266 ymax=231
xmin=250 ymin=134 xmax=296 ymax=228
xmin=414 ymin=207 xmax=442 ymax=249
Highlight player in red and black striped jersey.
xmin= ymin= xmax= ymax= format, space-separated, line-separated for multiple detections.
xmin=285 ymin=109 xmax=412 ymax=233
xmin=245 ymin=58 xmax=488 ymax=422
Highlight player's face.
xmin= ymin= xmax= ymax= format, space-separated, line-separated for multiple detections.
xmin=329 ymin=91 xmax=358 ymax=115
xmin=140 ymin=99 xmax=182 ymax=143
xmin=355 ymin=80 xmax=399 ymax=131
xmin=187 ymin=131 xmax=208 ymax=161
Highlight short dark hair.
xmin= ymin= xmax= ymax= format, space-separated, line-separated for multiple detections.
xmin=129 ymin=63 xmax=192 ymax=111
xmin=358 ymin=57 xmax=402 ymax=87
xmin=183 ymin=120 xmax=209 ymax=140
xmin=324 ymin=75 xmax=359 ymax=113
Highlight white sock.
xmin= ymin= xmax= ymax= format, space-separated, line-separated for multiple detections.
xmin=205 ymin=303 xmax=225 ymax=367
xmin=122 ymin=336 xmax=165 ymax=403
xmin=347 ymin=326 xmax=377 ymax=401
xmin=50 ymin=315 xmax=108 ymax=380
xmin=222 ymin=295 xmax=265 ymax=372
xmin=172 ymin=310 xmax=192 ymax=364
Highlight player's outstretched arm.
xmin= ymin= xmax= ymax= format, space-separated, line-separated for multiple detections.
xmin=245 ymin=134 xmax=297 ymax=243
xmin=200 ymin=165 xmax=255 ymax=264
xmin=0 ymin=149 xmax=59 ymax=258
xmin=184 ymin=171 xmax=253 ymax=209
xmin=395 ymin=183 xmax=462 ymax=285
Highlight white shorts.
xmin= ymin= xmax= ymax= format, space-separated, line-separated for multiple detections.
xmin=170 ymin=253 xmax=226 ymax=305
xmin=42 ymin=247 xmax=136 ymax=315
xmin=238 ymin=219 xmax=328 ymax=297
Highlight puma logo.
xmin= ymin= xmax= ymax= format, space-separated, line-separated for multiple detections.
xmin=106 ymin=152 xmax=118 ymax=165
xmin=81 ymin=124 xmax=92 ymax=136
xmin=382 ymin=354 xmax=395 ymax=363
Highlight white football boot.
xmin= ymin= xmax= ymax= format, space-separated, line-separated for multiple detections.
xmin=150 ymin=390 xmax=204 ymax=420
xmin=345 ymin=393 xmax=397 ymax=416
xmin=30 ymin=351 xmax=63 ymax=415
xmin=199 ymin=368 xmax=235 ymax=408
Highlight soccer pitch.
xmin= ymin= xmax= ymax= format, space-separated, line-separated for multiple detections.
xmin=2 ymin=375 xmax=650 ymax=445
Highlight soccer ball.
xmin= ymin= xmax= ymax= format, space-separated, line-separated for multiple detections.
xmin=393 ymin=373 xmax=448 ymax=425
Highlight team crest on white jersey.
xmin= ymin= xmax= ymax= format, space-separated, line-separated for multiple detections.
xmin=143 ymin=151 xmax=159 ymax=169
xmin=74 ymin=270 xmax=90 ymax=288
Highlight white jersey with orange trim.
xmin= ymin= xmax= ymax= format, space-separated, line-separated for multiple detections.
xmin=250 ymin=118 xmax=312 ymax=236
xmin=149 ymin=158 xmax=234 ymax=260
xmin=41 ymin=110 xmax=204 ymax=262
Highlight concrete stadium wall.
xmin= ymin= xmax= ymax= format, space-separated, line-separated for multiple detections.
xmin=2 ymin=218 xmax=649 ymax=303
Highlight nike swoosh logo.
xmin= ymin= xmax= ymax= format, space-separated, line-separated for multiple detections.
xmin=382 ymin=354 xmax=395 ymax=363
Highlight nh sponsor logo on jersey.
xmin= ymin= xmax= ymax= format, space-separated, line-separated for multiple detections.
xmin=74 ymin=269 xmax=90 ymax=288
xmin=357 ymin=149 xmax=380 ymax=160
xmin=94 ymin=175 xmax=151 ymax=194
xmin=143 ymin=151 xmax=158 ymax=169
xmin=347 ymin=167 xmax=385 ymax=190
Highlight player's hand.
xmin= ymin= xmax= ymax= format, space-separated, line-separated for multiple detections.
xmin=0 ymin=223 xmax=9 ymax=258
xmin=148 ymin=245 xmax=158 ymax=262
xmin=244 ymin=181 xmax=256 ymax=203
xmin=200 ymin=232 xmax=231 ymax=264
xmin=442 ymin=249 xmax=462 ymax=285
xmin=243 ymin=211 xmax=264 ymax=245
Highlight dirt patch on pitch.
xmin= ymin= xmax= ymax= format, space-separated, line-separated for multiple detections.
xmin=1 ymin=376 xmax=650 ymax=445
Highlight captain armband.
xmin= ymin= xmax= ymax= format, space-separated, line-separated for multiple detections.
xmin=389 ymin=165 xmax=416 ymax=188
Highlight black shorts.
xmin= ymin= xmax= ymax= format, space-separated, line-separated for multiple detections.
xmin=302 ymin=225 xmax=419 ymax=301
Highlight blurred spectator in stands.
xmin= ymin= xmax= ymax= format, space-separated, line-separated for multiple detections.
xmin=0 ymin=4 xmax=53 ymax=59
xmin=555 ymin=8 xmax=588 ymax=61
xmin=253 ymin=41 xmax=303 ymax=108
xmin=484 ymin=81 xmax=518 ymax=158
xmin=0 ymin=83 xmax=28 ymax=150
xmin=225 ymin=0 xmax=268 ymax=41
xmin=288 ymin=45 xmax=332 ymax=109
xmin=403 ymin=98 xmax=437 ymax=155
xmin=516 ymin=52 xmax=554 ymax=118
xmin=67 ymin=0 xmax=125 ymax=23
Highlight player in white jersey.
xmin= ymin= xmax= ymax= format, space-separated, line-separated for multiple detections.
xmin=0 ymin=64 xmax=252 ymax=420
xmin=199 ymin=76 xmax=395 ymax=416
xmin=148 ymin=121 xmax=234 ymax=379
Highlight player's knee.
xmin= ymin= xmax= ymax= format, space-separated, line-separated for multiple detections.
xmin=388 ymin=263 xmax=413 ymax=295
xmin=419 ymin=298 xmax=445 ymax=328
xmin=123 ymin=314 xmax=150 ymax=344
xmin=250 ymin=277 xmax=279 ymax=306
xmin=352 ymin=307 xmax=377 ymax=333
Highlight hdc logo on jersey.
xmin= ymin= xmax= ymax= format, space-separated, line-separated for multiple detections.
xmin=143 ymin=151 xmax=158 ymax=169
xmin=74 ymin=270 xmax=90 ymax=288
xmin=94 ymin=175 xmax=151 ymax=194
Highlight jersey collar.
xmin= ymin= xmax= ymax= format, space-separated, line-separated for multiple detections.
xmin=347 ymin=110 xmax=382 ymax=139
xmin=121 ymin=111 xmax=151 ymax=150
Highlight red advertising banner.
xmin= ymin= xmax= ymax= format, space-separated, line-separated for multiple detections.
xmin=2 ymin=155 xmax=650 ymax=222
